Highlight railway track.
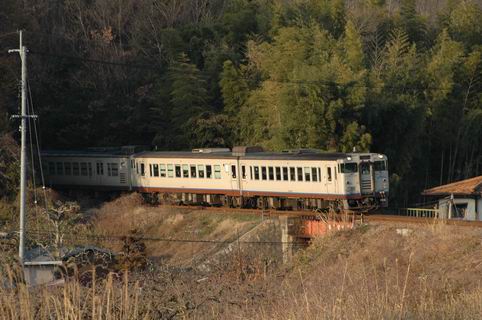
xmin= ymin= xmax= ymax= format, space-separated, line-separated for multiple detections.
xmin=160 ymin=204 xmax=482 ymax=228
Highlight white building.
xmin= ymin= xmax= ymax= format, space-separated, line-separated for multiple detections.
xmin=423 ymin=176 xmax=482 ymax=221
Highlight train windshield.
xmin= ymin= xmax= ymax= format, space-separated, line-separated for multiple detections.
xmin=340 ymin=163 xmax=358 ymax=173
xmin=374 ymin=161 xmax=386 ymax=171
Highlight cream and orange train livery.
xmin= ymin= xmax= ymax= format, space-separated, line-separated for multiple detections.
xmin=42 ymin=146 xmax=389 ymax=211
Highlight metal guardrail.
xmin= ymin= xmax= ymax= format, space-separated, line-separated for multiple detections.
xmin=400 ymin=208 xmax=440 ymax=218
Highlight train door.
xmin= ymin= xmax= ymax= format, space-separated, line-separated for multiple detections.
xmin=359 ymin=162 xmax=374 ymax=194
xmin=95 ymin=161 xmax=104 ymax=186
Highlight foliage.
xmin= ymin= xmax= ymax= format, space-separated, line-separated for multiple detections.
xmin=0 ymin=0 xmax=481 ymax=206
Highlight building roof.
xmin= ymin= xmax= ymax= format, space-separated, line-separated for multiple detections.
xmin=422 ymin=176 xmax=482 ymax=197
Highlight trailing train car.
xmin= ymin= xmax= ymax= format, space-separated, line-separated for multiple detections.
xmin=42 ymin=147 xmax=137 ymax=190
xmin=42 ymin=146 xmax=389 ymax=211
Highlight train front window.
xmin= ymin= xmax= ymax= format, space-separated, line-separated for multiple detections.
xmin=374 ymin=161 xmax=386 ymax=171
xmin=340 ymin=163 xmax=358 ymax=174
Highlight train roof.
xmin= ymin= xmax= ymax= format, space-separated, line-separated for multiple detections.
xmin=134 ymin=150 xmax=351 ymax=161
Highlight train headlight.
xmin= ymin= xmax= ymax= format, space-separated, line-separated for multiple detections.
xmin=346 ymin=156 xmax=352 ymax=161
xmin=378 ymin=154 xmax=383 ymax=159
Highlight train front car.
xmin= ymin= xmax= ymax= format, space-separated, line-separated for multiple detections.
xmin=338 ymin=153 xmax=389 ymax=210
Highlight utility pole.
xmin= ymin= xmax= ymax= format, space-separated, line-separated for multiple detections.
xmin=9 ymin=30 xmax=33 ymax=264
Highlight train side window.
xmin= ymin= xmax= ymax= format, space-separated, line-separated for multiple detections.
xmin=153 ymin=164 xmax=159 ymax=177
xmin=268 ymin=167 xmax=274 ymax=180
xmin=131 ymin=160 xmax=135 ymax=169
xmin=275 ymin=167 xmax=281 ymax=180
xmin=136 ymin=162 xmax=139 ymax=174
xmin=318 ymin=168 xmax=321 ymax=182
xmin=206 ymin=165 xmax=212 ymax=178
xmin=160 ymin=164 xmax=166 ymax=177
xmin=304 ymin=167 xmax=311 ymax=182
xmin=297 ymin=167 xmax=303 ymax=181
xmin=140 ymin=163 xmax=145 ymax=176
xmin=214 ymin=165 xmax=221 ymax=179
xmin=88 ymin=163 xmax=92 ymax=176
xmin=48 ymin=162 xmax=55 ymax=175
xmin=282 ymin=167 xmax=288 ymax=181
xmin=231 ymin=165 xmax=237 ymax=179
xmin=56 ymin=162 xmax=64 ymax=175
xmin=190 ymin=165 xmax=197 ymax=178
xmin=198 ymin=165 xmax=205 ymax=178
xmin=64 ymin=162 xmax=72 ymax=175
xmin=254 ymin=166 xmax=260 ymax=180
xmin=182 ymin=164 xmax=189 ymax=178
xmin=80 ymin=162 xmax=88 ymax=176
xmin=73 ymin=163 xmax=80 ymax=176
xmin=167 ymin=164 xmax=174 ymax=177
xmin=108 ymin=163 xmax=119 ymax=176
xmin=96 ymin=162 xmax=103 ymax=175
xmin=250 ymin=166 xmax=253 ymax=180
xmin=261 ymin=167 xmax=267 ymax=180
xmin=327 ymin=167 xmax=332 ymax=182
xmin=334 ymin=167 xmax=337 ymax=180
xmin=149 ymin=164 xmax=153 ymax=177
xmin=175 ymin=165 xmax=181 ymax=178
xmin=312 ymin=168 xmax=318 ymax=182
xmin=242 ymin=166 xmax=246 ymax=179
xmin=290 ymin=167 xmax=296 ymax=181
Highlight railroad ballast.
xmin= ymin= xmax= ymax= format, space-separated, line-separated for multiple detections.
xmin=41 ymin=146 xmax=389 ymax=211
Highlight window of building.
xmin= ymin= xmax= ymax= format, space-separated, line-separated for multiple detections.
xmin=242 ymin=166 xmax=246 ymax=179
xmin=452 ymin=203 xmax=467 ymax=219
xmin=64 ymin=162 xmax=72 ymax=175
xmin=206 ymin=165 xmax=212 ymax=178
xmin=198 ymin=165 xmax=205 ymax=178
xmin=160 ymin=164 xmax=166 ymax=177
xmin=340 ymin=163 xmax=358 ymax=173
xmin=56 ymin=162 xmax=64 ymax=175
xmin=254 ymin=166 xmax=260 ymax=180
xmin=231 ymin=165 xmax=237 ymax=179
xmin=190 ymin=165 xmax=197 ymax=178
xmin=327 ymin=167 xmax=332 ymax=182
xmin=290 ymin=167 xmax=296 ymax=181
xmin=73 ymin=163 xmax=80 ymax=176
xmin=153 ymin=164 xmax=159 ymax=177
xmin=167 ymin=164 xmax=174 ymax=177
xmin=48 ymin=162 xmax=55 ymax=175
xmin=297 ymin=167 xmax=303 ymax=181
xmin=175 ymin=165 xmax=181 ymax=178
xmin=282 ymin=167 xmax=288 ymax=181
xmin=374 ymin=161 xmax=386 ymax=171
xmin=140 ymin=163 xmax=145 ymax=176
xmin=304 ymin=167 xmax=311 ymax=182
xmin=80 ymin=162 xmax=88 ymax=176
xmin=312 ymin=168 xmax=318 ymax=182
xmin=88 ymin=162 xmax=92 ymax=176
xmin=214 ymin=165 xmax=221 ymax=179
xmin=182 ymin=164 xmax=189 ymax=178
xmin=268 ymin=167 xmax=274 ymax=180
xmin=261 ymin=167 xmax=267 ymax=180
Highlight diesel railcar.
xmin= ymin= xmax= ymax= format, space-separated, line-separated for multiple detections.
xmin=42 ymin=146 xmax=389 ymax=211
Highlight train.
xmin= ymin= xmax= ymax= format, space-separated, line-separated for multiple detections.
xmin=41 ymin=146 xmax=389 ymax=211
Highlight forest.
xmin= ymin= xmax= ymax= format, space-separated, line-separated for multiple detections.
xmin=0 ymin=0 xmax=481 ymax=207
